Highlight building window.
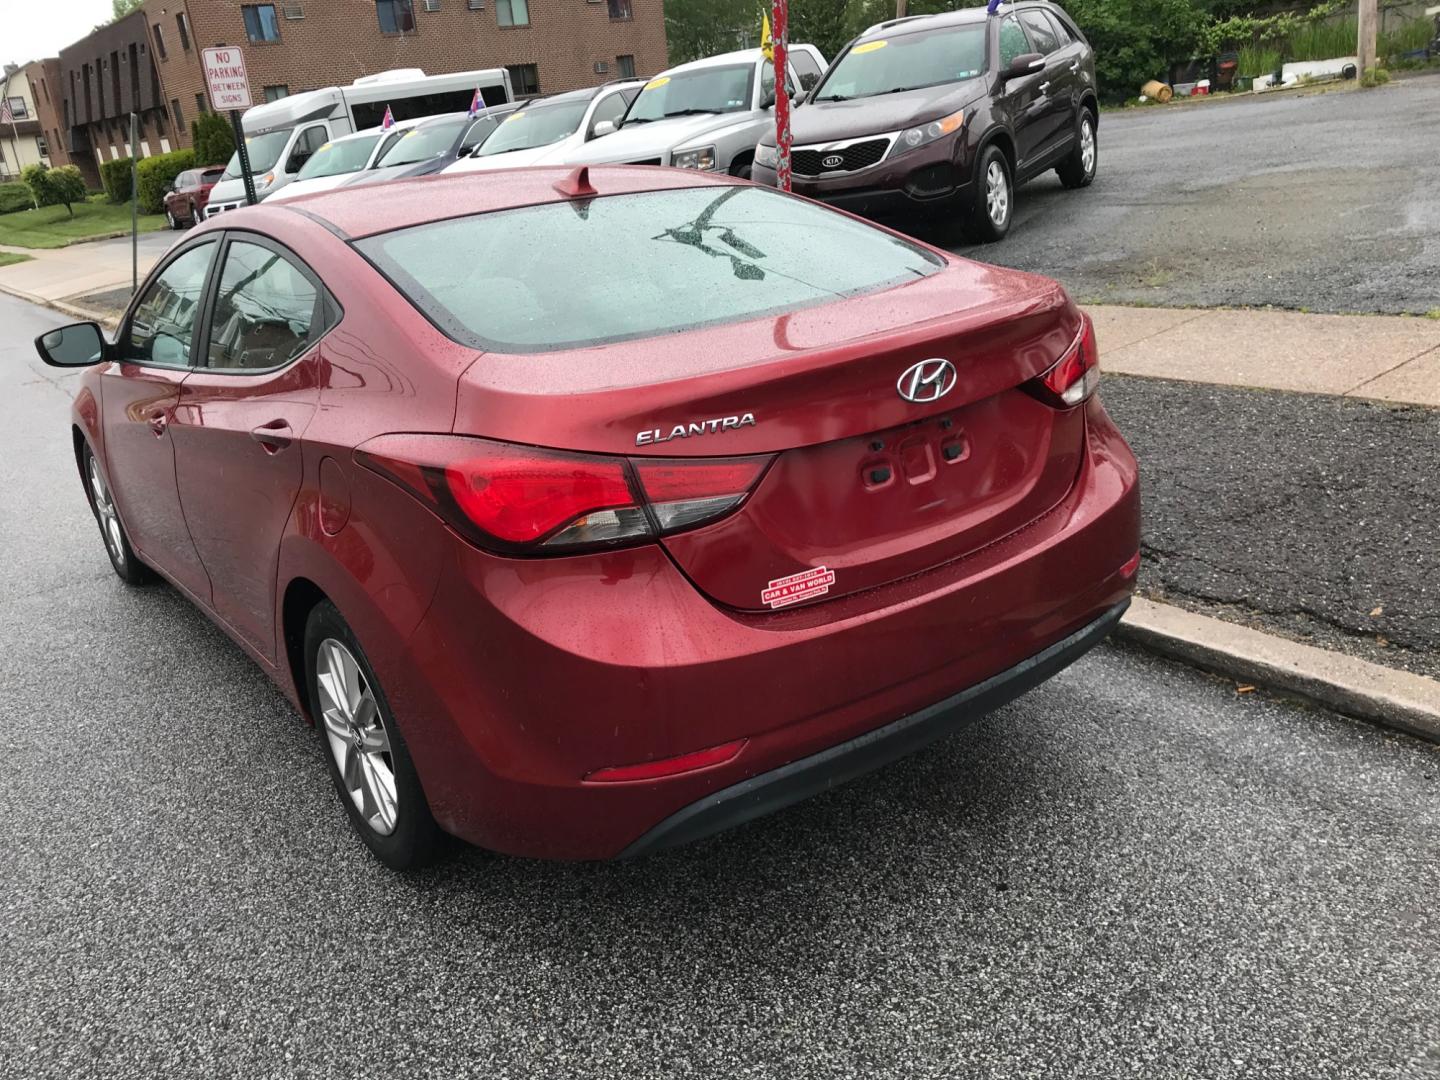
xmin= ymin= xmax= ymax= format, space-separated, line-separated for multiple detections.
xmin=422 ymin=0 xmax=441 ymax=10
xmin=37 ymin=134 xmax=49 ymax=157
xmin=263 ymin=85 xmax=290 ymax=102
xmin=506 ymin=63 xmax=538 ymax=95
xmin=616 ymin=54 xmax=636 ymax=78
xmin=176 ymin=13 xmax=191 ymax=50
xmin=377 ymin=0 xmax=416 ymax=33
xmin=467 ymin=0 xmax=484 ymax=8
xmin=607 ymin=0 xmax=631 ymax=20
xmin=496 ymin=0 xmax=528 ymax=27
xmin=244 ymin=4 xmax=282 ymax=42
xmin=172 ymin=98 xmax=184 ymax=129
xmin=5 ymin=97 xmax=28 ymax=120
xmin=154 ymin=26 xmax=167 ymax=59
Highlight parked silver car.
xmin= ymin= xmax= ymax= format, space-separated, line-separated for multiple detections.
xmin=560 ymin=46 xmax=828 ymax=178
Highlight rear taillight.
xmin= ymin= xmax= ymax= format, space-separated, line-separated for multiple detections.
xmin=1026 ymin=315 xmax=1100 ymax=408
xmin=355 ymin=433 xmax=773 ymax=555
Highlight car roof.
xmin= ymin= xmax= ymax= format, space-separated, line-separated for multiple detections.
xmin=282 ymin=165 xmax=738 ymax=240
xmin=860 ymin=4 xmax=994 ymax=38
xmin=662 ymin=49 xmax=764 ymax=76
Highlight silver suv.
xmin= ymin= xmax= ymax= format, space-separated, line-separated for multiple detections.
xmin=560 ymin=46 xmax=827 ymax=178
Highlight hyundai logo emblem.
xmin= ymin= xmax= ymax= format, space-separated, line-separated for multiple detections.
xmin=896 ymin=358 xmax=957 ymax=403
xmin=821 ymin=153 xmax=845 ymax=169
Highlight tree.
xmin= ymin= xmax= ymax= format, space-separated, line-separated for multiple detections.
xmin=21 ymin=164 xmax=88 ymax=218
xmin=191 ymin=112 xmax=236 ymax=166
xmin=112 ymin=0 xmax=144 ymax=19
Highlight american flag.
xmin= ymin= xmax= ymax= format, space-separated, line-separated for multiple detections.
xmin=0 ymin=99 xmax=13 ymax=124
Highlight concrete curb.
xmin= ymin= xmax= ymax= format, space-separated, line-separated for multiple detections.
xmin=0 ymin=281 xmax=119 ymax=330
xmin=1118 ymin=597 xmax=1440 ymax=744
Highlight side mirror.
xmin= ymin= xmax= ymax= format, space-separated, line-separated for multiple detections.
xmin=592 ymin=119 xmax=617 ymax=138
xmin=35 ymin=322 xmax=108 ymax=367
xmin=1004 ymin=53 xmax=1046 ymax=81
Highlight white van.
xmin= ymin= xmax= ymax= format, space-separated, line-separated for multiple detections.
xmin=203 ymin=67 xmax=511 ymax=218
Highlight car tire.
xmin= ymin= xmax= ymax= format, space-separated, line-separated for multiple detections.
xmin=81 ymin=443 xmax=153 ymax=586
xmin=965 ymin=144 xmax=1013 ymax=243
xmin=165 ymin=209 xmax=179 ymax=231
xmin=1057 ymin=110 xmax=1097 ymax=189
xmin=305 ymin=601 xmax=445 ymax=870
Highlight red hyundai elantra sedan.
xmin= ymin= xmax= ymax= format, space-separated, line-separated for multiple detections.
xmin=35 ymin=166 xmax=1138 ymax=868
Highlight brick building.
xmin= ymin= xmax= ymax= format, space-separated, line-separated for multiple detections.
xmin=140 ymin=0 xmax=668 ymax=149
xmin=23 ymin=59 xmax=73 ymax=176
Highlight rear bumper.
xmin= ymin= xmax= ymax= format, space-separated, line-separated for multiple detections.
xmin=392 ymin=396 xmax=1140 ymax=860
xmin=620 ymin=598 xmax=1127 ymax=857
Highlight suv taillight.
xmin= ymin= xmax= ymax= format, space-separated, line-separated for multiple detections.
xmin=355 ymin=434 xmax=773 ymax=555
xmin=1025 ymin=314 xmax=1099 ymax=408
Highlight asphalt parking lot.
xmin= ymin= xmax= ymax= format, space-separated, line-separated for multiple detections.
xmin=6 ymin=298 xmax=1440 ymax=1077
xmin=947 ymin=73 xmax=1440 ymax=315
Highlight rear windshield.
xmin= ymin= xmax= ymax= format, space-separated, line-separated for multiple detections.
xmin=356 ymin=186 xmax=942 ymax=352
xmin=815 ymin=25 xmax=988 ymax=101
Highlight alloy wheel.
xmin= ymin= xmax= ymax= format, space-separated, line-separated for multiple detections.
xmin=1080 ymin=118 xmax=1096 ymax=177
xmin=88 ymin=456 xmax=126 ymax=570
xmin=986 ymin=160 xmax=1010 ymax=228
xmin=316 ymin=638 xmax=399 ymax=836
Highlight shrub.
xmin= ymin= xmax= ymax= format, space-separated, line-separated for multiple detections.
xmin=191 ymin=111 xmax=236 ymax=167
xmin=0 ymin=181 xmax=34 ymax=214
xmin=1360 ymin=67 xmax=1391 ymax=88
xmin=21 ymin=163 xmax=88 ymax=218
xmin=1061 ymin=0 xmax=1206 ymax=102
xmin=136 ymin=148 xmax=197 ymax=214
xmin=98 ymin=156 xmax=134 ymax=203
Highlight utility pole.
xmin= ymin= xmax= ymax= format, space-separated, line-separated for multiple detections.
xmin=896 ymin=0 xmax=908 ymax=18
xmin=1357 ymin=0 xmax=1378 ymax=77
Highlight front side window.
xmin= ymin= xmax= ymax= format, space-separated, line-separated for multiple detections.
xmin=356 ymin=186 xmax=942 ymax=353
xmin=243 ymin=4 xmax=281 ymax=42
xmin=475 ymin=100 xmax=588 ymax=156
xmin=377 ymin=0 xmax=416 ymax=33
xmin=460 ymin=115 xmax=504 ymax=153
xmin=206 ymin=241 xmax=319 ymax=371
xmin=625 ymin=65 xmax=753 ymax=123
xmin=123 ymin=243 xmax=216 ymax=368
xmin=286 ymin=125 xmax=328 ymax=173
xmin=998 ymin=16 xmax=1030 ymax=69
xmin=815 ymin=26 xmax=987 ymax=102
xmin=496 ymin=0 xmax=529 ymax=27
xmin=587 ymin=92 xmax=629 ymax=137
xmin=1018 ymin=10 xmax=1060 ymax=55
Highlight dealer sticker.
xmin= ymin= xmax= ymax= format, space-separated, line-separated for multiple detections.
xmin=762 ymin=566 xmax=836 ymax=609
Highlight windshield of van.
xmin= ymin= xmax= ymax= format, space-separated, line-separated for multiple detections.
xmin=356 ymin=186 xmax=941 ymax=352
xmin=377 ymin=119 xmax=466 ymax=166
xmin=298 ymin=134 xmax=383 ymax=179
xmin=625 ymin=65 xmax=754 ymax=123
xmin=221 ymin=129 xmax=291 ymax=179
xmin=474 ymin=101 xmax=589 ymax=156
xmin=815 ymin=25 xmax=988 ymax=101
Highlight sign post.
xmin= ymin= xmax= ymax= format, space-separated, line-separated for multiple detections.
xmin=129 ymin=113 xmax=138 ymax=292
xmin=201 ymin=46 xmax=257 ymax=206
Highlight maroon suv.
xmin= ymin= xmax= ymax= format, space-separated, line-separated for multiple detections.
xmin=753 ymin=2 xmax=1098 ymax=242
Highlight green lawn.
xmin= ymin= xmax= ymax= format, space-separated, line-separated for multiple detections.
xmin=0 ymin=195 xmax=165 ymax=249
xmin=0 ymin=251 xmax=35 ymax=268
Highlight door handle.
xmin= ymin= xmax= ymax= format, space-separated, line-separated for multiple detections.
xmin=148 ymin=412 xmax=168 ymax=437
xmin=250 ymin=419 xmax=293 ymax=453
xmin=1038 ymin=81 xmax=1051 ymax=94
xmin=1069 ymin=62 xmax=1080 ymax=73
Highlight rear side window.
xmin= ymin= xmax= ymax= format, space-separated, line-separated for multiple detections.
xmin=357 ymin=186 xmax=942 ymax=353
xmin=1019 ymin=10 xmax=1061 ymax=54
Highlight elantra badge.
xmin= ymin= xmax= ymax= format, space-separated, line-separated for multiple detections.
xmin=636 ymin=412 xmax=756 ymax=446
xmin=897 ymin=358 xmax=957 ymax=403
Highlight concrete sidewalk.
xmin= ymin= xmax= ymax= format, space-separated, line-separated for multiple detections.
xmin=2 ymin=238 xmax=1438 ymax=408
xmin=1090 ymin=304 xmax=1440 ymax=408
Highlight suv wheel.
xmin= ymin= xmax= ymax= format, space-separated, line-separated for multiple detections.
xmin=965 ymin=145 xmax=1013 ymax=243
xmin=1057 ymin=110 xmax=1097 ymax=189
